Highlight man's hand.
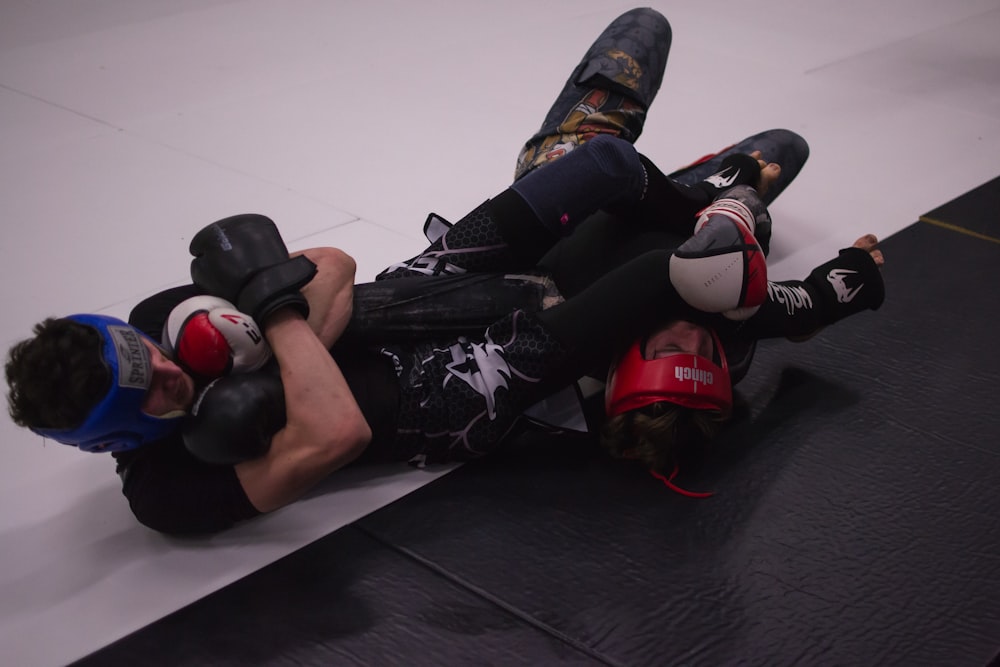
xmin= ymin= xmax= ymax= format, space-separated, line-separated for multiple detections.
xmin=183 ymin=370 xmax=286 ymax=465
xmin=294 ymin=247 xmax=357 ymax=349
xmin=750 ymin=150 xmax=781 ymax=196
xmin=852 ymin=233 xmax=885 ymax=267
xmin=671 ymin=194 xmax=768 ymax=319
xmin=189 ymin=214 xmax=317 ymax=325
xmin=163 ymin=295 xmax=272 ymax=380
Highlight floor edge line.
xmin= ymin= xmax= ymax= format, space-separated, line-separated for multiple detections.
xmin=919 ymin=216 xmax=1000 ymax=245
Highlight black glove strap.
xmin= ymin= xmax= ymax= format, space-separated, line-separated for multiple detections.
xmin=237 ymin=255 xmax=317 ymax=323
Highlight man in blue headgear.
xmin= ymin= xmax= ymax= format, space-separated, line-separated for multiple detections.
xmin=23 ymin=314 xmax=189 ymax=453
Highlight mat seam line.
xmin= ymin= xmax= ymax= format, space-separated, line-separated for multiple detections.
xmin=357 ymin=526 xmax=625 ymax=667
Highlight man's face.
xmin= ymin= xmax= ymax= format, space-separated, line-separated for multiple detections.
xmin=139 ymin=338 xmax=196 ymax=418
xmin=643 ymin=320 xmax=714 ymax=360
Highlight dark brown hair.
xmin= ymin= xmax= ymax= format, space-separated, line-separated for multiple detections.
xmin=5 ymin=318 xmax=111 ymax=430
xmin=600 ymin=401 xmax=731 ymax=472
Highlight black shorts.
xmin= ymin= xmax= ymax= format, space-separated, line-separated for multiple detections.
xmin=381 ymin=309 xmax=568 ymax=464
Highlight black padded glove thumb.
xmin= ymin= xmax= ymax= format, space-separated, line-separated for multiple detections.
xmin=189 ymin=213 xmax=316 ymax=324
xmin=182 ymin=368 xmax=286 ymax=466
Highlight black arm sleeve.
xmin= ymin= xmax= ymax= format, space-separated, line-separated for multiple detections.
xmin=735 ymin=247 xmax=886 ymax=340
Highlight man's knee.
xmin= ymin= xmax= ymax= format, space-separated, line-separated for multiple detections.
xmin=581 ymin=134 xmax=643 ymax=186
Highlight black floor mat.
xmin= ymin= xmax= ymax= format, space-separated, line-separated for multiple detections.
xmin=76 ymin=176 xmax=1000 ymax=667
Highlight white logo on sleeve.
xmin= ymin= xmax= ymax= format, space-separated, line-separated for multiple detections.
xmin=705 ymin=166 xmax=740 ymax=189
xmin=827 ymin=269 xmax=863 ymax=303
xmin=767 ymin=282 xmax=814 ymax=315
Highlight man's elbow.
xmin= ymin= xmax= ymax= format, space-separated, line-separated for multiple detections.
xmin=338 ymin=412 xmax=373 ymax=463
xmin=237 ymin=417 xmax=374 ymax=514
xmin=304 ymin=246 xmax=357 ymax=282
xmin=308 ymin=410 xmax=373 ymax=468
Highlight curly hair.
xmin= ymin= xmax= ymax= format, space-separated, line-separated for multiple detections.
xmin=600 ymin=401 xmax=731 ymax=472
xmin=5 ymin=318 xmax=111 ymax=430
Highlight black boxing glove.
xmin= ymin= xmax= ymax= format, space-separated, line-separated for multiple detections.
xmin=182 ymin=368 xmax=287 ymax=466
xmin=804 ymin=247 xmax=885 ymax=325
xmin=189 ymin=214 xmax=317 ymax=324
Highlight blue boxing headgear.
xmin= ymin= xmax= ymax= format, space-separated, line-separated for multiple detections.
xmin=30 ymin=314 xmax=183 ymax=453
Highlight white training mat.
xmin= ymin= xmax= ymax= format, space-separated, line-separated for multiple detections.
xmin=2 ymin=1 xmax=999 ymax=665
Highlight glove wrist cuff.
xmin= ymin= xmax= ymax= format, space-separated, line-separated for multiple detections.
xmin=237 ymin=255 xmax=317 ymax=324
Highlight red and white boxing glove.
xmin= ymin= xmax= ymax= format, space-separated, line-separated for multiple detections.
xmin=162 ymin=295 xmax=272 ymax=380
xmin=693 ymin=196 xmax=758 ymax=236
xmin=669 ymin=196 xmax=767 ymax=320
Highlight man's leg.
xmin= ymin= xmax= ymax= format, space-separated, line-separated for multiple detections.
xmin=378 ymin=9 xmax=671 ymax=281
xmin=514 ymin=8 xmax=672 ymax=181
xmin=379 ymin=135 xmax=649 ymax=280
xmin=382 ymin=246 xmax=697 ymax=464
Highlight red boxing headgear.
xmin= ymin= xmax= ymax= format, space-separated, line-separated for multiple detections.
xmin=605 ymin=330 xmax=733 ymax=416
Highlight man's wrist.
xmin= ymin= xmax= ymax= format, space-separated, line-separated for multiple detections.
xmin=261 ymin=307 xmax=309 ymax=340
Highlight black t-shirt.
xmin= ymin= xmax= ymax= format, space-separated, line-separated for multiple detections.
xmin=113 ymin=284 xmax=402 ymax=535
xmin=112 ymin=285 xmax=258 ymax=534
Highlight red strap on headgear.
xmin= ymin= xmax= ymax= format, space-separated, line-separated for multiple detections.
xmin=650 ymin=466 xmax=715 ymax=498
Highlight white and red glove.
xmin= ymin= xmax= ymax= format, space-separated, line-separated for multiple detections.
xmin=669 ymin=193 xmax=768 ymax=320
xmin=162 ymin=295 xmax=272 ymax=380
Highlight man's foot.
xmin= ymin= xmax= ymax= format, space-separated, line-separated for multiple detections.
xmin=669 ymin=129 xmax=809 ymax=206
xmin=749 ymin=150 xmax=782 ymax=196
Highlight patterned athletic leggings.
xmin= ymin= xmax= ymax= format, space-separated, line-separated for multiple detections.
xmin=378 ymin=7 xmax=671 ymax=283
xmin=380 ymin=309 xmax=571 ymax=464
xmin=369 ymin=9 xmax=815 ymax=462
xmin=374 ymin=9 xmax=672 ymax=462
